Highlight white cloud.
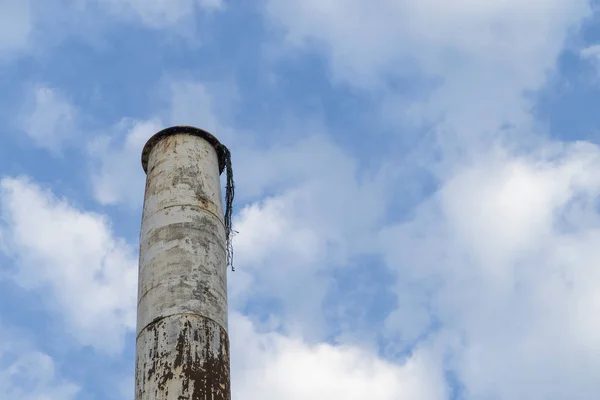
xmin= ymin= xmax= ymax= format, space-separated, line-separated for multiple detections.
xmin=97 ymin=0 xmax=223 ymax=28
xmin=0 ymin=177 xmax=137 ymax=353
xmin=380 ymin=140 xmax=600 ymax=398
xmin=265 ymin=2 xmax=600 ymax=397
xmin=89 ymin=118 xmax=163 ymax=207
xmin=441 ymin=142 xmax=600 ymax=262
xmin=0 ymin=325 xmax=79 ymax=400
xmin=581 ymin=43 xmax=600 ymax=74
xmin=88 ymin=79 xmax=234 ymax=208
xmin=2 ymin=0 xmax=223 ymax=64
xmin=265 ymin=0 xmax=590 ymax=152
xmin=230 ymin=133 xmax=390 ymax=338
xmin=18 ymin=85 xmax=76 ymax=154
xmin=230 ymin=313 xmax=446 ymax=400
xmin=168 ymin=80 xmax=232 ymax=136
xmin=267 ymin=0 xmax=589 ymax=87
xmin=0 ymin=0 xmax=32 ymax=58
xmin=581 ymin=44 xmax=600 ymax=59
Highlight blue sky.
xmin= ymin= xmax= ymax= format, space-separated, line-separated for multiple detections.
xmin=2 ymin=0 xmax=600 ymax=399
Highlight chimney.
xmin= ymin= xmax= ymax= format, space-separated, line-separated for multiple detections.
xmin=135 ymin=126 xmax=233 ymax=400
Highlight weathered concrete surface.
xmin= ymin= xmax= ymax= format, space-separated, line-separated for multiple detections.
xmin=136 ymin=131 xmax=230 ymax=400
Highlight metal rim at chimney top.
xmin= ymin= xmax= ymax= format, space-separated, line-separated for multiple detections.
xmin=141 ymin=125 xmax=228 ymax=174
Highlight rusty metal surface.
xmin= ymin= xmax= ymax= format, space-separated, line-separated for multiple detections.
xmin=136 ymin=314 xmax=230 ymax=400
xmin=141 ymin=126 xmax=227 ymax=174
xmin=136 ymin=132 xmax=230 ymax=400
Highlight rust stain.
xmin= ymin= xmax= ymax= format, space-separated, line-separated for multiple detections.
xmin=137 ymin=316 xmax=231 ymax=400
xmin=163 ymin=135 xmax=178 ymax=153
xmin=177 ymin=318 xmax=230 ymax=400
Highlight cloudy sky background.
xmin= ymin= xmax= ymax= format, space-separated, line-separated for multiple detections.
xmin=2 ymin=0 xmax=600 ymax=399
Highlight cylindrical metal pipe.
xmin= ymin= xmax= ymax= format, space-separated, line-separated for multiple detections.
xmin=135 ymin=127 xmax=230 ymax=400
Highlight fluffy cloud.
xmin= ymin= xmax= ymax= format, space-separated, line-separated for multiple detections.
xmin=230 ymin=313 xmax=446 ymax=400
xmin=97 ymin=0 xmax=223 ymax=28
xmin=231 ymin=134 xmax=389 ymax=338
xmin=168 ymin=80 xmax=233 ymax=136
xmin=18 ymin=86 xmax=76 ymax=154
xmin=266 ymin=0 xmax=589 ymax=86
xmin=0 ymin=325 xmax=79 ymax=400
xmin=581 ymin=44 xmax=600 ymax=59
xmin=89 ymin=118 xmax=163 ymax=207
xmin=0 ymin=0 xmax=32 ymax=58
xmin=581 ymin=43 xmax=600 ymax=75
xmin=0 ymin=177 xmax=137 ymax=353
xmin=0 ymin=0 xmax=223 ymax=65
xmin=265 ymin=1 xmax=600 ymax=398
xmin=88 ymin=79 xmax=234 ymax=208
xmin=265 ymin=0 xmax=591 ymax=150
xmin=380 ymin=140 xmax=600 ymax=398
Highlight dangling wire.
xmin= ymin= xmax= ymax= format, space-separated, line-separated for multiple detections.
xmin=221 ymin=145 xmax=236 ymax=272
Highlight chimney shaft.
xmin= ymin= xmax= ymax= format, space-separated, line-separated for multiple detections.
xmin=135 ymin=127 xmax=231 ymax=400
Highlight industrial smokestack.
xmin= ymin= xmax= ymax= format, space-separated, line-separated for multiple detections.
xmin=135 ymin=126 xmax=233 ymax=400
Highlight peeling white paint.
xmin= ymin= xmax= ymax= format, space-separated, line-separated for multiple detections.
xmin=135 ymin=131 xmax=231 ymax=400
